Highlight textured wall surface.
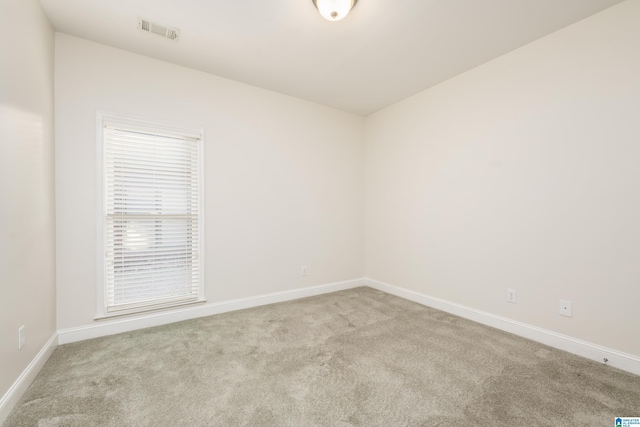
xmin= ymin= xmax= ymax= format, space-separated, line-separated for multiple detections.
xmin=0 ymin=0 xmax=56 ymax=404
xmin=366 ymin=1 xmax=640 ymax=356
xmin=55 ymin=34 xmax=365 ymax=330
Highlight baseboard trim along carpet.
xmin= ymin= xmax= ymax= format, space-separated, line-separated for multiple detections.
xmin=57 ymin=278 xmax=365 ymax=345
xmin=0 ymin=332 xmax=58 ymax=425
xmin=364 ymin=278 xmax=640 ymax=376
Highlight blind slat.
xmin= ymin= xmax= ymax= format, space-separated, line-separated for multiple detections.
xmin=103 ymin=118 xmax=202 ymax=313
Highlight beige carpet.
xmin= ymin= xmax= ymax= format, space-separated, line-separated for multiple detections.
xmin=4 ymin=287 xmax=640 ymax=426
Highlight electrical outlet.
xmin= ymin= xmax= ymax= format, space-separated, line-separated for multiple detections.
xmin=507 ymin=289 xmax=517 ymax=303
xmin=18 ymin=325 xmax=25 ymax=349
xmin=301 ymin=266 xmax=308 ymax=276
xmin=559 ymin=300 xmax=572 ymax=317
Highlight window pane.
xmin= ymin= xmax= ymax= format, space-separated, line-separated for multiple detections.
xmin=102 ymin=118 xmax=202 ymax=314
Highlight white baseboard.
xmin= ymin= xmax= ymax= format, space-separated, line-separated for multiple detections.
xmin=58 ymin=278 xmax=365 ymax=345
xmin=0 ymin=332 xmax=58 ymax=425
xmin=364 ymin=278 xmax=640 ymax=377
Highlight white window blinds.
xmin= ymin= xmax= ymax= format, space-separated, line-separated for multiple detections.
xmin=100 ymin=115 xmax=204 ymax=315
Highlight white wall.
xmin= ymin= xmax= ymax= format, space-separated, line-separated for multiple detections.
xmin=55 ymin=34 xmax=365 ymax=330
xmin=365 ymin=0 xmax=640 ymax=357
xmin=0 ymin=0 xmax=56 ymax=403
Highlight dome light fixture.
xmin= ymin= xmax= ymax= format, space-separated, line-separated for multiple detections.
xmin=312 ymin=0 xmax=358 ymax=22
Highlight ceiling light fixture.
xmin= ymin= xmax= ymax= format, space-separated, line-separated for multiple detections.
xmin=312 ymin=0 xmax=358 ymax=22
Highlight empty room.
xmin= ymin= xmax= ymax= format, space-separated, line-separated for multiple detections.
xmin=1 ymin=0 xmax=640 ymax=425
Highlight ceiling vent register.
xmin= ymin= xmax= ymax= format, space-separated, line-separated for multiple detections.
xmin=137 ymin=17 xmax=180 ymax=42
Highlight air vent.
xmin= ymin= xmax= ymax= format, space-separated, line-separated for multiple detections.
xmin=137 ymin=17 xmax=180 ymax=42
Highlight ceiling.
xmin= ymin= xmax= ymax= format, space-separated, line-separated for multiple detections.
xmin=39 ymin=0 xmax=624 ymax=115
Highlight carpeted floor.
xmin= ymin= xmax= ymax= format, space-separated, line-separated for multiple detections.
xmin=4 ymin=287 xmax=640 ymax=426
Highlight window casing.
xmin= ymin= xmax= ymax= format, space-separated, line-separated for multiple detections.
xmin=97 ymin=112 xmax=205 ymax=317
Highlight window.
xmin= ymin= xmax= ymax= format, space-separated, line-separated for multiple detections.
xmin=97 ymin=112 xmax=205 ymax=317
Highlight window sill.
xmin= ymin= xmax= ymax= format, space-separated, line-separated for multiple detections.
xmin=94 ymin=298 xmax=207 ymax=321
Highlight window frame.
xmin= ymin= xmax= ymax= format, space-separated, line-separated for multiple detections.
xmin=95 ymin=111 xmax=206 ymax=319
